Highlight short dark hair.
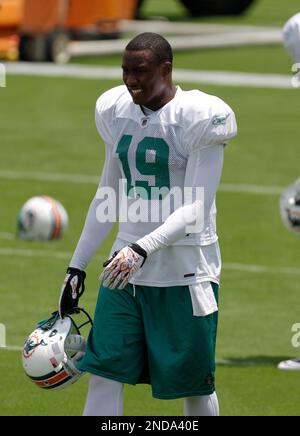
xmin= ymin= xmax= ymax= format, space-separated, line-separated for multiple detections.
xmin=125 ymin=32 xmax=173 ymax=64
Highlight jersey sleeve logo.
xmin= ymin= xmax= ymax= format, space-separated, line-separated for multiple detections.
xmin=212 ymin=114 xmax=229 ymax=126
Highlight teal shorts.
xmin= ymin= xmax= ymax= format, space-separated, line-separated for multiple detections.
xmin=77 ymin=282 xmax=219 ymax=400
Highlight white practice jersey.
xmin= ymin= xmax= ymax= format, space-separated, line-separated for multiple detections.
xmin=70 ymin=84 xmax=237 ymax=287
xmin=283 ymin=13 xmax=300 ymax=64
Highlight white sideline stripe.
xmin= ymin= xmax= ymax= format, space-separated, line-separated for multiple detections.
xmin=0 ymin=247 xmax=300 ymax=276
xmin=174 ymin=70 xmax=292 ymax=89
xmin=0 ymin=346 xmax=22 ymax=352
xmin=4 ymin=62 xmax=293 ymax=89
xmin=120 ymin=20 xmax=282 ymax=36
xmin=223 ymin=263 xmax=300 ymax=276
xmin=0 ymin=169 xmax=98 ymax=184
xmin=0 ymin=169 xmax=283 ymax=195
xmin=216 ymin=358 xmax=273 ymax=366
xmin=69 ymin=31 xmax=282 ymax=56
xmin=0 ymin=232 xmax=15 ymax=240
xmin=220 ymin=183 xmax=282 ymax=195
xmin=0 ymin=247 xmax=72 ymax=260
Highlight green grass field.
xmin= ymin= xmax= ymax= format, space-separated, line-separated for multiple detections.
xmin=140 ymin=0 xmax=300 ymax=26
xmin=1 ymin=0 xmax=300 ymax=416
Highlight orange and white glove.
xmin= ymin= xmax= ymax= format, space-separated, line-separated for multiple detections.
xmin=100 ymin=244 xmax=147 ymax=290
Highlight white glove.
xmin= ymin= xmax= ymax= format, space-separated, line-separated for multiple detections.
xmin=100 ymin=244 xmax=147 ymax=290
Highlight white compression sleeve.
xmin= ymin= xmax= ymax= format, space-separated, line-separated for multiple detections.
xmin=136 ymin=145 xmax=224 ymax=255
xmin=69 ymin=143 xmax=122 ymax=270
xmin=69 ymin=197 xmax=115 ymax=270
xmin=184 ymin=393 xmax=220 ymax=417
xmin=83 ymin=374 xmax=124 ymax=416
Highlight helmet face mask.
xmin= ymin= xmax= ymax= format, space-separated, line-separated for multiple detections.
xmin=22 ymin=309 xmax=92 ymax=390
xmin=280 ymin=179 xmax=300 ymax=234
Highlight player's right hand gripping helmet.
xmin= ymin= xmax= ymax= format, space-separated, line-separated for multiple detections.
xmin=22 ymin=309 xmax=92 ymax=390
xmin=280 ymin=178 xmax=300 ymax=233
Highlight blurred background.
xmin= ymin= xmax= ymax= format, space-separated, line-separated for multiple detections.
xmin=0 ymin=0 xmax=298 ymax=63
xmin=1 ymin=0 xmax=300 ymax=417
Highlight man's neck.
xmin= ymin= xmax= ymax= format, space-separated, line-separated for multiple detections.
xmin=144 ymin=85 xmax=177 ymax=112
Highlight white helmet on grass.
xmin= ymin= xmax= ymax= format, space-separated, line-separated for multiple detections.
xmin=17 ymin=196 xmax=68 ymax=241
xmin=280 ymin=178 xmax=300 ymax=234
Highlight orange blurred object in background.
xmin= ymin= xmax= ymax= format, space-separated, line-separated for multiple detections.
xmin=20 ymin=0 xmax=137 ymax=32
xmin=0 ymin=0 xmax=138 ymax=61
xmin=0 ymin=0 xmax=23 ymax=30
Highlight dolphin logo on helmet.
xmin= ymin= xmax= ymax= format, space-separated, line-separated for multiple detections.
xmin=23 ymin=335 xmax=48 ymax=359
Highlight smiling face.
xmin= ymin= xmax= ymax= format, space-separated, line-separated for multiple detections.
xmin=122 ymin=49 xmax=173 ymax=111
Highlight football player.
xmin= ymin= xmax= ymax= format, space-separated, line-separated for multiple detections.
xmin=59 ymin=33 xmax=237 ymax=416
xmin=278 ymin=179 xmax=300 ymax=371
xmin=278 ymin=15 xmax=300 ymax=369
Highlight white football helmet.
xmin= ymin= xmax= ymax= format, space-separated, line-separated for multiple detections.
xmin=22 ymin=309 xmax=92 ymax=390
xmin=17 ymin=196 xmax=69 ymax=241
xmin=280 ymin=178 xmax=300 ymax=234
